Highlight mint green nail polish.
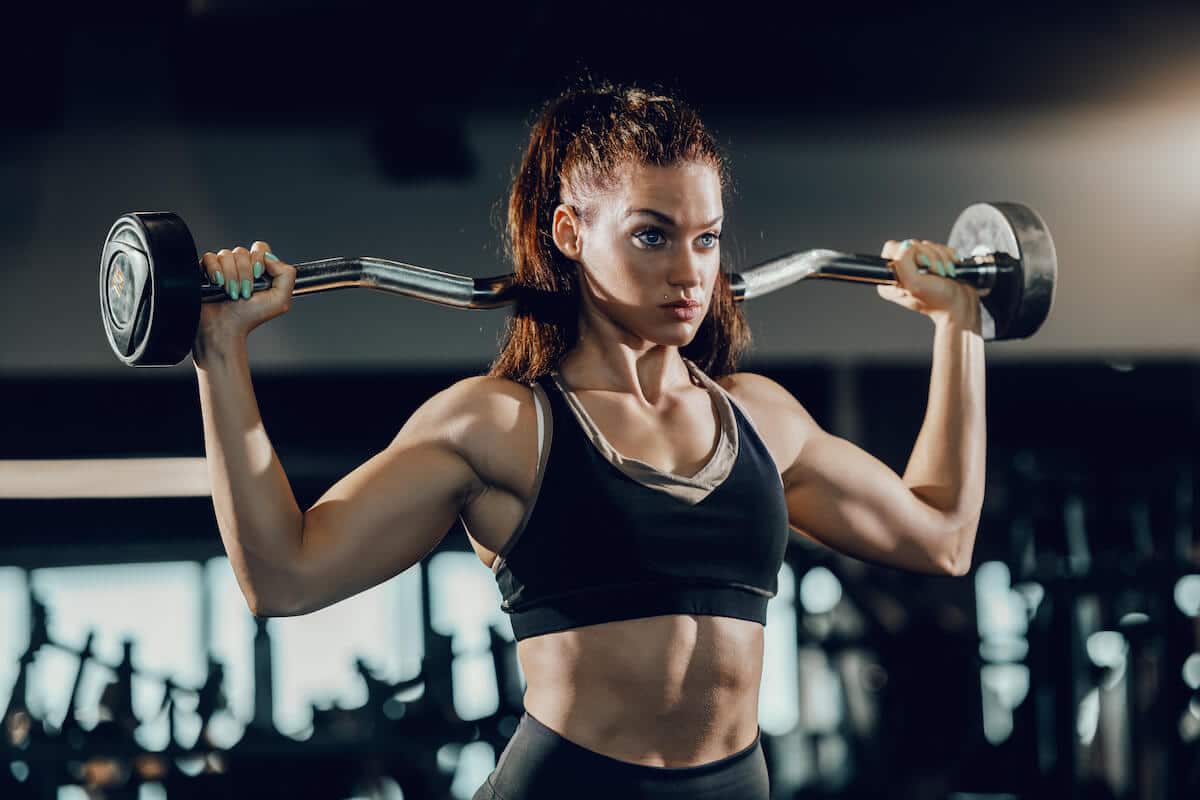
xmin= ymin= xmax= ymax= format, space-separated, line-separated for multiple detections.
xmin=947 ymin=261 xmax=958 ymax=277
xmin=229 ymin=281 xmax=239 ymax=300
xmin=936 ymin=260 xmax=947 ymax=276
xmin=241 ymin=278 xmax=252 ymax=298
xmin=265 ymin=252 xmax=279 ymax=262
xmin=253 ymin=261 xmax=263 ymax=279
xmin=214 ymin=271 xmax=224 ymax=287
xmin=918 ymin=253 xmax=932 ymax=269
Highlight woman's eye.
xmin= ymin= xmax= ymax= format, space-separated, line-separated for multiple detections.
xmin=634 ymin=229 xmax=666 ymax=247
xmin=698 ymin=232 xmax=721 ymax=248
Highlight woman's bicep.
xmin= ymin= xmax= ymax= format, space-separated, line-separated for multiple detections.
xmin=783 ymin=428 xmax=955 ymax=575
xmin=280 ymin=383 xmax=489 ymax=615
xmin=723 ymin=370 xmax=957 ymax=575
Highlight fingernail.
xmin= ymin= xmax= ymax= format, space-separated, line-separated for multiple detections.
xmin=900 ymin=239 xmax=912 ymax=250
xmin=214 ymin=271 xmax=224 ymax=287
xmin=265 ymin=252 xmax=279 ymax=262
xmin=918 ymin=253 xmax=932 ymax=269
xmin=935 ymin=260 xmax=947 ymax=276
xmin=229 ymin=281 xmax=239 ymax=300
xmin=242 ymin=278 xmax=252 ymax=298
xmin=947 ymin=261 xmax=958 ymax=277
xmin=253 ymin=261 xmax=263 ymax=279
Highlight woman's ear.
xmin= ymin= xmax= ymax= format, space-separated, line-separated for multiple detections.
xmin=551 ymin=203 xmax=583 ymax=260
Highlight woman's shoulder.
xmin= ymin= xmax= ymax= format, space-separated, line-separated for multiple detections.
xmin=713 ymin=371 xmax=814 ymax=471
xmin=429 ymin=374 xmax=543 ymax=442
xmin=427 ymin=374 xmax=544 ymax=494
xmin=714 ymin=371 xmax=803 ymax=414
xmin=444 ymin=372 xmax=539 ymax=407
xmin=712 ymin=371 xmax=782 ymax=415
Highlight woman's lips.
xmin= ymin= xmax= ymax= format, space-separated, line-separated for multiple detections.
xmin=661 ymin=303 xmax=700 ymax=320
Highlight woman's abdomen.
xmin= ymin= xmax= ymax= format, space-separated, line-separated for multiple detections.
xmin=516 ymin=613 xmax=765 ymax=767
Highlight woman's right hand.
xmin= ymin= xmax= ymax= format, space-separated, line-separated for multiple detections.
xmin=195 ymin=241 xmax=297 ymax=360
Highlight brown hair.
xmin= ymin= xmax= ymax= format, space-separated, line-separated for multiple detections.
xmin=487 ymin=80 xmax=751 ymax=384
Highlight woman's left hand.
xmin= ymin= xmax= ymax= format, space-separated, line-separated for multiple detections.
xmin=876 ymin=239 xmax=981 ymax=331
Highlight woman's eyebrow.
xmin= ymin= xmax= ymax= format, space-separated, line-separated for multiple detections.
xmin=624 ymin=208 xmax=724 ymax=228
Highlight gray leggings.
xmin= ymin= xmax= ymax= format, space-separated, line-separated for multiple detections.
xmin=472 ymin=712 xmax=770 ymax=800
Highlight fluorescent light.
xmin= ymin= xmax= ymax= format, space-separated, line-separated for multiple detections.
xmin=0 ymin=459 xmax=210 ymax=499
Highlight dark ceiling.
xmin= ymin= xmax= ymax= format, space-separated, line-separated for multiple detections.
xmin=6 ymin=0 xmax=1199 ymax=131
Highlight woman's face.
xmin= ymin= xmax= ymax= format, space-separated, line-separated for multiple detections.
xmin=555 ymin=160 xmax=724 ymax=348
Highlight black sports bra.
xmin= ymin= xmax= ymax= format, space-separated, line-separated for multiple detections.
xmin=487 ymin=358 xmax=791 ymax=641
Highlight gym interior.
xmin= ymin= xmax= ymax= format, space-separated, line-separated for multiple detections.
xmin=2 ymin=2 xmax=1198 ymax=798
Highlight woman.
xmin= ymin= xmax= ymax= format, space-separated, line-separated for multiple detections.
xmin=193 ymin=82 xmax=985 ymax=799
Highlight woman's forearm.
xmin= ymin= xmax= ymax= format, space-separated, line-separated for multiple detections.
xmin=195 ymin=338 xmax=304 ymax=614
xmin=902 ymin=304 xmax=987 ymax=574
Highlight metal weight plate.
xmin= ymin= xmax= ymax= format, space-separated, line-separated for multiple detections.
xmin=99 ymin=213 xmax=200 ymax=366
xmin=947 ymin=202 xmax=1056 ymax=341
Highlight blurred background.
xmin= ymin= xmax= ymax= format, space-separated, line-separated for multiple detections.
xmin=3 ymin=0 xmax=1200 ymax=797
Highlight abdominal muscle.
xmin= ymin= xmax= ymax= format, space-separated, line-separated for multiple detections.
xmin=515 ymin=612 xmax=765 ymax=767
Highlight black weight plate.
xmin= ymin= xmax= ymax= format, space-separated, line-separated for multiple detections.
xmin=947 ymin=202 xmax=1056 ymax=341
xmin=99 ymin=213 xmax=200 ymax=366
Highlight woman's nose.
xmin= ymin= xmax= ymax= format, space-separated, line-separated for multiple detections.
xmin=669 ymin=251 xmax=706 ymax=289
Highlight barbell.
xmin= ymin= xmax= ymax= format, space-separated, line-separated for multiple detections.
xmin=99 ymin=201 xmax=1056 ymax=367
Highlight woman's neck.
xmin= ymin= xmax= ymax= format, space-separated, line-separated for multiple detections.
xmin=557 ymin=338 xmax=694 ymax=407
